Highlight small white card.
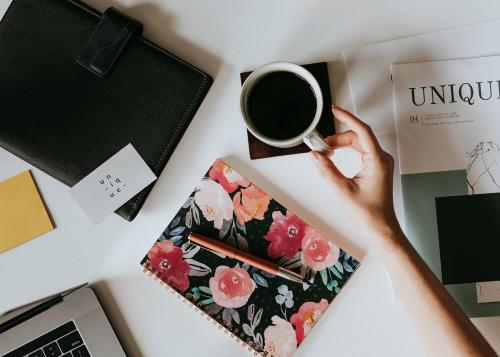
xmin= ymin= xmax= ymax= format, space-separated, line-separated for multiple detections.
xmin=477 ymin=281 xmax=500 ymax=303
xmin=70 ymin=144 xmax=157 ymax=223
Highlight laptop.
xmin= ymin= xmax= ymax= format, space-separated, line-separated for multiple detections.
xmin=0 ymin=284 xmax=125 ymax=357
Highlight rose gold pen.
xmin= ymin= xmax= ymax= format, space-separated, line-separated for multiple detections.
xmin=188 ymin=232 xmax=304 ymax=284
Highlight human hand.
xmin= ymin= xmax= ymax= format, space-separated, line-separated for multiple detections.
xmin=311 ymin=106 xmax=403 ymax=251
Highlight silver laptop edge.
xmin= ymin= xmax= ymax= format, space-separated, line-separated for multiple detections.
xmin=0 ymin=286 xmax=125 ymax=357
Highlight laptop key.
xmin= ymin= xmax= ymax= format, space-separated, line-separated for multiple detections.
xmin=3 ymin=321 xmax=76 ymax=357
xmin=58 ymin=331 xmax=83 ymax=352
xmin=71 ymin=345 xmax=90 ymax=357
xmin=28 ymin=350 xmax=45 ymax=357
xmin=43 ymin=341 xmax=62 ymax=357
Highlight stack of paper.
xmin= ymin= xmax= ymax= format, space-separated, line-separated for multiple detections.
xmin=343 ymin=18 xmax=500 ymax=317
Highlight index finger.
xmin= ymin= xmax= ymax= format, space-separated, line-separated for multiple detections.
xmin=332 ymin=106 xmax=381 ymax=152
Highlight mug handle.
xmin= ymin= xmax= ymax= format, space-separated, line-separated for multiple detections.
xmin=303 ymin=129 xmax=333 ymax=154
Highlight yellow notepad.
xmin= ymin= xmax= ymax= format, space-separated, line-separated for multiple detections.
xmin=0 ymin=171 xmax=54 ymax=252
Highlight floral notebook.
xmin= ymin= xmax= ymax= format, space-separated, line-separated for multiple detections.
xmin=140 ymin=160 xmax=360 ymax=357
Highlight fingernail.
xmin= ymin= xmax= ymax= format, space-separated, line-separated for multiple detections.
xmin=310 ymin=151 xmax=321 ymax=162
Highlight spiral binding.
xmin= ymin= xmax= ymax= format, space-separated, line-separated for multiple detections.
xmin=142 ymin=263 xmax=269 ymax=357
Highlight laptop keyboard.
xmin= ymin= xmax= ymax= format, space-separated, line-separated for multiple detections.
xmin=3 ymin=321 xmax=91 ymax=357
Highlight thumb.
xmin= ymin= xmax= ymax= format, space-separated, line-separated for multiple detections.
xmin=310 ymin=151 xmax=348 ymax=192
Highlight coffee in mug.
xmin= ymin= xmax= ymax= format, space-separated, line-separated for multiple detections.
xmin=240 ymin=62 xmax=331 ymax=153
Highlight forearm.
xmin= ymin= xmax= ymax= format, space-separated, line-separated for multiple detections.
xmin=311 ymin=107 xmax=496 ymax=356
xmin=376 ymin=232 xmax=496 ymax=357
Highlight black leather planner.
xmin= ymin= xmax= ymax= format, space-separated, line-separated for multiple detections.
xmin=0 ymin=0 xmax=213 ymax=221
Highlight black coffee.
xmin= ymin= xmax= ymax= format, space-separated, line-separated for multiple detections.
xmin=247 ymin=71 xmax=317 ymax=140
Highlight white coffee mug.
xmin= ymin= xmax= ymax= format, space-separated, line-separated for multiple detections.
xmin=240 ymin=62 xmax=332 ymax=153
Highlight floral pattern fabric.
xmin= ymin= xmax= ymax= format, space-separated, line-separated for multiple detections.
xmin=141 ymin=159 xmax=360 ymax=357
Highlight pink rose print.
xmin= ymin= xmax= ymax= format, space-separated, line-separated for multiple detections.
xmin=290 ymin=299 xmax=329 ymax=344
xmin=209 ymin=266 xmax=255 ymax=308
xmin=264 ymin=211 xmax=306 ymax=259
xmin=209 ymin=159 xmax=250 ymax=193
xmin=301 ymin=227 xmax=340 ymax=271
xmin=233 ymin=185 xmax=271 ymax=225
xmin=147 ymin=240 xmax=190 ymax=292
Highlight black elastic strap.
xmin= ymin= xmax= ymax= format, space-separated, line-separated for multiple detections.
xmin=77 ymin=7 xmax=143 ymax=77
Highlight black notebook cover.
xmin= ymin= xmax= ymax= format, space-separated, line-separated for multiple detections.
xmin=436 ymin=193 xmax=500 ymax=284
xmin=0 ymin=0 xmax=213 ymax=221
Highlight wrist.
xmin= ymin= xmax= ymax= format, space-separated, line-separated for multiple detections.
xmin=367 ymin=219 xmax=406 ymax=254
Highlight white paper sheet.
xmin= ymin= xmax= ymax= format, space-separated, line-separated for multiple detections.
xmin=477 ymin=281 xmax=500 ymax=303
xmin=392 ymin=56 xmax=500 ymax=180
xmin=343 ymin=18 xmax=500 ymax=135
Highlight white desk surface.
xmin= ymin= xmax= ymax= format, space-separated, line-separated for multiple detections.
xmin=1 ymin=0 xmax=500 ymax=356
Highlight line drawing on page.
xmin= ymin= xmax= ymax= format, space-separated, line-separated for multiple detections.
xmin=466 ymin=141 xmax=500 ymax=195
